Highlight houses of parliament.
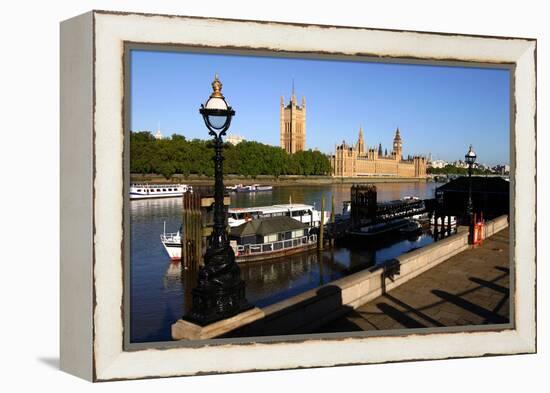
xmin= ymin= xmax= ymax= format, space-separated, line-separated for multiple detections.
xmin=279 ymin=91 xmax=427 ymax=178
xmin=331 ymin=127 xmax=427 ymax=178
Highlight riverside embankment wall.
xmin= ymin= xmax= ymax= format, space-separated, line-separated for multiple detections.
xmin=131 ymin=173 xmax=428 ymax=186
xmin=234 ymin=215 xmax=509 ymax=337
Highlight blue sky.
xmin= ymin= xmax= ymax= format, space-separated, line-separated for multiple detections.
xmin=130 ymin=49 xmax=510 ymax=166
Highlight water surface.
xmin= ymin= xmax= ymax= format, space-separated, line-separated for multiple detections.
xmin=130 ymin=182 xmax=441 ymax=342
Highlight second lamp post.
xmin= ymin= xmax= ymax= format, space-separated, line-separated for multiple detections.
xmin=465 ymin=144 xmax=477 ymax=224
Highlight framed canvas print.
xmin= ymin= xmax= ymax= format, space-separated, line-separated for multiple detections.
xmin=60 ymin=10 xmax=536 ymax=381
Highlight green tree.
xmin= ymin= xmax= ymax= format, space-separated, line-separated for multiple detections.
xmin=129 ymin=131 xmax=332 ymax=178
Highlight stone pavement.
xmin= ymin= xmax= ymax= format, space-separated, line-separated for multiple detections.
xmin=317 ymin=229 xmax=510 ymax=332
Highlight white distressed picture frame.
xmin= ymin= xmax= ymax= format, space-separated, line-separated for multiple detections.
xmin=60 ymin=10 xmax=536 ymax=381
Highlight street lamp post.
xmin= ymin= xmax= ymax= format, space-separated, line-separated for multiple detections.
xmin=186 ymin=75 xmax=251 ymax=326
xmin=464 ymin=145 xmax=477 ymax=225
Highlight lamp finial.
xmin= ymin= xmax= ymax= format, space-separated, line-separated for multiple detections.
xmin=211 ymin=74 xmax=223 ymax=98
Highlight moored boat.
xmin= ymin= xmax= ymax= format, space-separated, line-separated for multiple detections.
xmin=348 ymin=218 xmax=410 ymax=238
xmin=398 ymin=219 xmax=423 ymax=235
xmin=336 ymin=196 xmax=425 ymax=222
xmin=160 ymin=203 xmax=330 ymax=261
xmin=225 ymin=184 xmax=243 ymax=192
xmin=160 ymin=226 xmax=182 ymax=260
xmin=228 ymin=203 xmax=331 ymax=228
xmin=229 ymin=216 xmax=317 ymax=263
xmin=235 ymin=184 xmax=273 ymax=192
xmin=255 ymin=185 xmax=273 ymax=191
xmin=130 ymin=183 xmax=192 ymax=199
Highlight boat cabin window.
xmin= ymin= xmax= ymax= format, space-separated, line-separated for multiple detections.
xmin=137 ymin=189 xmax=142 ymax=192
xmin=291 ymin=210 xmax=302 ymax=217
xmin=231 ymin=212 xmax=250 ymax=220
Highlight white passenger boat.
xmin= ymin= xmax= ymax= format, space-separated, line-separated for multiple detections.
xmin=228 ymin=203 xmax=331 ymax=228
xmin=225 ymin=184 xmax=243 ymax=192
xmin=235 ymin=184 xmax=273 ymax=192
xmin=160 ymin=203 xmax=330 ymax=261
xmin=159 ymin=216 xmax=319 ymax=262
xmin=129 ymin=183 xmax=192 ymax=199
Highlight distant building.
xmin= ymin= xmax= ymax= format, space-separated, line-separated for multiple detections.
xmin=453 ymin=160 xmax=469 ymax=169
xmin=330 ymin=127 xmax=427 ymax=178
xmin=492 ymin=164 xmax=510 ymax=175
xmin=154 ymin=127 xmax=163 ymax=140
xmin=226 ymin=134 xmax=245 ymax=145
xmin=429 ymin=159 xmax=448 ymax=169
xmin=476 ymin=163 xmax=490 ymax=171
xmin=280 ymin=90 xmax=306 ymax=154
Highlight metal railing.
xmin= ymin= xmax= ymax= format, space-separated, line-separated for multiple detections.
xmin=233 ymin=234 xmax=317 ymax=256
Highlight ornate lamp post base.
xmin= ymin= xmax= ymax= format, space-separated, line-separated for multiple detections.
xmin=185 ymin=242 xmax=252 ymax=326
xmin=187 ymin=281 xmax=252 ymax=326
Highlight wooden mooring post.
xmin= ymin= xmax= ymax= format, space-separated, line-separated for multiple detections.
xmin=330 ymin=194 xmax=335 ymax=247
xmin=182 ymin=192 xmax=202 ymax=270
xmin=318 ymin=196 xmax=325 ymax=251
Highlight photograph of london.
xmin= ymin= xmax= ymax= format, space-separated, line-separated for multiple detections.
xmin=127 ymin=49 xmax=511 ymax=343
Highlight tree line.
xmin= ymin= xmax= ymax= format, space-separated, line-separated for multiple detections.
xmin=427 ymin=165 xmax=493 ymax=176
xmin=130 ymin=131 xmax=332 ymax=179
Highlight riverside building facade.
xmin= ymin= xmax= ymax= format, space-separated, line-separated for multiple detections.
xmin=331 ymin=127 xmax=427 ymax=178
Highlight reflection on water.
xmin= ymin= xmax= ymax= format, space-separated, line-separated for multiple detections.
xmin=130 ymin=182 xmax=441 ymax=343
xmin=229 ymin=182 xmax=435 ymax=212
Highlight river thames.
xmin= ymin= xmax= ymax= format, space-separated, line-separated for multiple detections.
xmin=130 ymin=181 xmax=443 ymax=343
